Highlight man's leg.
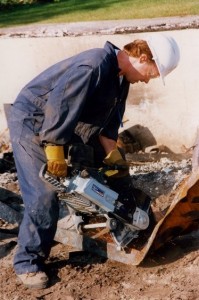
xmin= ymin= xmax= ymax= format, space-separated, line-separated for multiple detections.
xmin=9 ymin=113 xmax=59 ymax=288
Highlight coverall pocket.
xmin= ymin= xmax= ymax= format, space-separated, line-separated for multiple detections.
xmin=19 ymin=116 xmax=44 ymax=151
xmin=8 ymin=108 xmax=27 ymax=144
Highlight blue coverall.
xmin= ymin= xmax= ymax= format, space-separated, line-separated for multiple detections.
xmin=8 ymin=41 xmax=130 ymax=274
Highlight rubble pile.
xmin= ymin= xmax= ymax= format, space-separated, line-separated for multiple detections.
xmin=0 ymin=138 xmax=198 ymax=299
xmin=0 ymin=145 xmax=192 ymax=233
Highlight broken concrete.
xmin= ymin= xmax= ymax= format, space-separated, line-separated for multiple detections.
xmin=0 ymin=16 xmax=199 ymax=38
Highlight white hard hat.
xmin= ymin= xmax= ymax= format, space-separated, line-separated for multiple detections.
xmin=145 ymin=33 xmax=180 ymax=84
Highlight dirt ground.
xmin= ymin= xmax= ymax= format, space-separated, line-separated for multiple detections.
xmin=0 ymin=235 xmax=199 ymax=300
xmin=0 ymin=147 xmax=199 ymax=300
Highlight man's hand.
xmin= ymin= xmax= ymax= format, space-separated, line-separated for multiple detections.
xmin=103 ymin=148 xmax=129 ymax=178
xmin=45 ymin=145 xmax=67 ymax=177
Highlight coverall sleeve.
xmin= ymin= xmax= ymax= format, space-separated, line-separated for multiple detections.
xmin=100 ymin=99 xmax=126 ymax=141
xmin=40 ymin=65 xmax=95 ymax=145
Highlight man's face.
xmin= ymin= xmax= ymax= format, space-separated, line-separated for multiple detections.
xmin=125 ymin=55 xmax=160 ymax=84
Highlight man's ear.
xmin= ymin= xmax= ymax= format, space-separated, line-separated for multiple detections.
xmin=139 ymin=53 xmax=148 ymax=63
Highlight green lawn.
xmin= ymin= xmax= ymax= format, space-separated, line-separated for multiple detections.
xmin=0 ymin=0 xmax=198 ymax=28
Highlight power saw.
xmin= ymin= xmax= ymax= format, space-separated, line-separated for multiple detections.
xmin=40 ymin=163 xmax=151 ymax=251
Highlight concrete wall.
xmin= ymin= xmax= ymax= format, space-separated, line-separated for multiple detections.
xmin=0 ymin=29 xmax=199 ymax=152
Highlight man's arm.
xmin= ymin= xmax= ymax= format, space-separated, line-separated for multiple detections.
xmin=99 ymin=135 xmax=117 ymax=155
xmin=99 ymin=134 xmax=129 ymax=178
xmin=40 ymin=65 xmax=95 ymax=145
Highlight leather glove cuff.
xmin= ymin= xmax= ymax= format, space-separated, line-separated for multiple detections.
xmin=103 ymin=149 xmax=124 ymax=166
xmin=45 ymin=145 xmax=65 ymax=161
xmin=103 ymin=149 xmax=129 ymax=178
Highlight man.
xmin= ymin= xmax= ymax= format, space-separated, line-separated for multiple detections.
xmin=8 ymin=33 xmax=180 ymax=289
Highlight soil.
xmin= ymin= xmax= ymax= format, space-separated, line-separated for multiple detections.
xmin=0 ymin=149 xmax=199 ymax=300
xmin=0 ymin=236 xmax=199 ymax=300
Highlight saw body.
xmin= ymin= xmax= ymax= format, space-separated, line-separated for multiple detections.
xmin=40 ymin=165 xmax=150 ymax=250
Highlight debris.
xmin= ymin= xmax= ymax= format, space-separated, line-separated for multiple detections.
xmin=0 ymin=152 xmax=16 ymax=174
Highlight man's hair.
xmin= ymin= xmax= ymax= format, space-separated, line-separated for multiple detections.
xmin=123 ymin=40 xmax=153 ymax=61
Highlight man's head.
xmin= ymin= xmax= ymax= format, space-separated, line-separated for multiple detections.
xmin=120 ymin=33 xmax=180 ymax=84
xmin=144 ymin=33 xmax=180 ymax=84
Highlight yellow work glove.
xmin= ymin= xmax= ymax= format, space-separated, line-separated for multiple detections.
xmin=45 ymin=145 xmax=67 ymax=177
xmin=103 ymin=149 xmax=129 ymax=178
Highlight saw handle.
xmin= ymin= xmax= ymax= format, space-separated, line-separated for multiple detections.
xmin=39 ymin=163 xmax=67 ymax=193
